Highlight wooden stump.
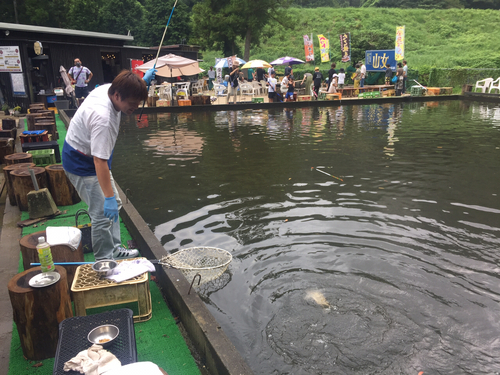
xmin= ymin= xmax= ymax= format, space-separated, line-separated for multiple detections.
xmin=0 ymin=138 xmax=14 ymax=164
xmin=3 ymin=163 xmax=36 ymax=206
xmin=8 ymin=265 xmax=73 ymax=360
xmin=19 ymin=229 xmax=84 ymax=288
xmin=10 ymin=167 xmax=47 ymax=211
xmin=45 ymin=164 xmax=81 ymax=206
xmin=4 ymin=152 xmax=33 ymax=165
xmin=1 ymin=118 xmax=16 ymax=130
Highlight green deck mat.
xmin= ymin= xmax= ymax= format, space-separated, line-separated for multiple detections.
xmin=7 ymin=115 xmax=200 ymax=375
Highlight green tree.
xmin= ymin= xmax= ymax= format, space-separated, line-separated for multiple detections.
xmin=191 ymin=0 xmax=291 ymax=60
xmin=98 ymin=0 xmax=144 ymax=37
xmin=138 ymin=0 xmax=191 ymax=47
xmin=69 ymin=0 xmax=105 ymax=32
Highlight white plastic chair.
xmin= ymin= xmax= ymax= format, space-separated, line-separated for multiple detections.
xmin=475 ymin=78 xmax=493 ymax=93
xmin=488 ymin=77 xmax=500 ymax=94
xmin=176 ymin=82 xmax=190 ymax=97
xmin=191 ymin=79 xmax=204 ymax=94
xmin=239 ymin=83 xmax=255 ymax=101
xmin=214 ymin=83 xmax=227 ymax=97
xmin=158 ymin=83 xmax=171 ymax=101
xmin=251 ymin=80 xmax=263 ymax=95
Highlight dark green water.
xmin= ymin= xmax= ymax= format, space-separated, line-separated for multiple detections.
xmin=114 ymin=101 xmax=500 ymax=375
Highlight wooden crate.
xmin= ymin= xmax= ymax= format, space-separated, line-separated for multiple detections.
xmin=426 ymin=87 xmax=441 ymax=96
xmin=156 ymin=100 xmax=171 ymax=107
xmin=178 ymin=99 xmax=191 ymax=106
xmin=441 ymin=87 xmax=453 ymax=95
xmin=298 ymin=95 xmax=311 ymax=101
xmin=382 ymin=89 xmax=395 ymax=97
xmin=326 ymin=93 xmax=341 ymax=100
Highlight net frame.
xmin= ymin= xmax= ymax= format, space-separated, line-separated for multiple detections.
xmin=159 ymin=246 xmax=232 ymax=284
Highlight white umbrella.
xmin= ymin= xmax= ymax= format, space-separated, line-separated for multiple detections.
xmin=214 ymin=57 xmax=246 ymax=69
xmin=138 ymin=54 xmax=204 ymax=78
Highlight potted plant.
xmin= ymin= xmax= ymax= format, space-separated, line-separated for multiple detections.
xmin=13 ymin=106 xmax=21 ymax=116
xmin=1 ymin=103 xmax=9 ymax=115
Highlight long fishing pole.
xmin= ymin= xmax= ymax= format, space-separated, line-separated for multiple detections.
xmin=138 ymin=0 xmax=179 ymax=121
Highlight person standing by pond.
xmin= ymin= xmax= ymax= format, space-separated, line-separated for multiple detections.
xmin=327 ymin=62 xmax=337 ymax=91
xmin=385 ymin=63 xmax=393 ymax=85
xmin=301 ymin=72 xmax=313 ymax=96
xmin=267 ymin=71 xmax=278 ymax=103
xmin=354 ymin=64 xmax=361 ymax=96
xmin=228 ymin=63 xmax=240 ymax=104
xmin=360 ymin=60 xmax=366 ymax=87
xmin=62 ymin=68 xmax=155 ymax=260
xmin=208 ymin=66 xmax=215 ymax=90
xmin=68 ymin=58 xmax=93 ymax=98
xmin=312 ymin=67 xmax=323 ymax=99
xmin=395 ymin=62 xmax=404 ymax=96
xmin=402 ymin=60 xmax=408 ymax=94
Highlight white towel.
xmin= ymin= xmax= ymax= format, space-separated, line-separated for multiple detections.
xmin=106 ymin=259 xmax=155 ymax=283
xmin=63 ymin=344 xmax=121 ymax=375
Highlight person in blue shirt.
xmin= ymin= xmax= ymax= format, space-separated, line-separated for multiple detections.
xmin=62 ymin=68 xmax=156 ymax=260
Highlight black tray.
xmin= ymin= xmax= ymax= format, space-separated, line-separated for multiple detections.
xmin=53 ymin=308 xmax=137 ymax=375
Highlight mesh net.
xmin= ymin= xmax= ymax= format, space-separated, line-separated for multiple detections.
xmin=159 ymin=247 xmax=232 ymax=285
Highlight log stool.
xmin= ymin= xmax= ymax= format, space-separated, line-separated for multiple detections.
xmin=10 ymin=166 xmax=47 ymax=211
xmin=45 ymin=164 xmax=81 ymax=206
xmin=8 ymin=265 xmax=73 ymax=360
xmin=0 ymin=138 xmax=14 ymax=164
xmin=3 ymin=162 xmax=36 ymax=206
xmin=1 ymin=118 xmax=16 ymax=130
xmin=4 ymin=152 xmax=33 ymax=165
xmin=19 ymin=229 xmax=84 ymax=288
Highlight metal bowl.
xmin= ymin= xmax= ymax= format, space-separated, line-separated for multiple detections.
xmin=87 ymin=324 xmax=119 ymax=348
xmin=92 ymin=260 xmax=117 ymax=277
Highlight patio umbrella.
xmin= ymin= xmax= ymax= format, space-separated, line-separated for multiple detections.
xmin=214 ymin=57 xmax=246 ymax=69
xmin=138 ymin=54 xmax=204 ymax=77
xmin=270 ymin=56 xmax=305 ymax=66
xmin=59 ymin=65 xmax=77 ymax=108
xmin=240 ymin=60 xmax=272 ymax=69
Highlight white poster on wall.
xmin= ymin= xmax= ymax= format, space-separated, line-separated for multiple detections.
xmin=0 ymin=46 xmax=22 ymax=72
xmin=10 ymin=73 xmax=27 ymax=96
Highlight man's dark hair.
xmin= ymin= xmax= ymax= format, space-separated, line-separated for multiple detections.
xmin=108 ymin=70 xmax=147 ymax=102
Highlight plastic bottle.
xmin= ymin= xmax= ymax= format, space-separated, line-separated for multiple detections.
xmin=36 ymin=236 xmax=54 ymax=273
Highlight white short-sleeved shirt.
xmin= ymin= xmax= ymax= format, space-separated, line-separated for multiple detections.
xmin=63 ymin=84 xmax=121 ymax=175
xmin=268 ymin=77 xmax=277 ymax=93
xmin=360 ymin=64 xmax=366 ymax=78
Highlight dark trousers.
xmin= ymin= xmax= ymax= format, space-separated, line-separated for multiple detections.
xmin=402 ymin=77 xmax=407 ymax=94
xmin=75 ymin=86 xmax=89 ymax=98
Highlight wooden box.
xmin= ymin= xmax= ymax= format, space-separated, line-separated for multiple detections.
xmin=441 ymin=87 xmax=453 ymax=95
xmin=178 ymin=99 xmax=191 ymax=106
xmin=382 ymin=89 xmax=395 ymax=97
xmin=426 ymin=87 xmax=441 ymax=96
xmin=326 ymin=93 xmax=341 ymax=100
xmin=156 ymin=100 xmax=171 ymax=107
xmin=298 ymin=95 xmax=311 ymax=101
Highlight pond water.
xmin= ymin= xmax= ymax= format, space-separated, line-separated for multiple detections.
xmin=114 ymin=101 xmax=500 ymax=375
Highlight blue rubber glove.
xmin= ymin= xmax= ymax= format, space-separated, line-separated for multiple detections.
xmin=143 ymin=68 xmax=157 ymax=85
xmin=104 ymin=196 xmax=119 ymax=222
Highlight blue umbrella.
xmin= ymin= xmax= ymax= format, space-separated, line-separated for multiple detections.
xmin=270 ymin=56 xmax=305 ymax=66
xmin=214 ymin=57 xmax=246 ymax=69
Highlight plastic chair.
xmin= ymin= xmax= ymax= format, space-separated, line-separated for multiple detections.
xmin=191 ymin=79 xmax=204 ymax=94
xmin=158 ymin=83 xmax=171 ymax=101
xmin=214 ymin=83 xmax=227 ymax=97
xmin=176 ymin=82 xmax=190 ymax=97
xmin=239 ymin=83 xmax=255 ymax=101
xmin=474 ymin=78 xmax=493 ymax=93
xmin=251 ymin=81 xmax=264 ymax=95
xmin=488 ymin=77 xmax=500 ymax=94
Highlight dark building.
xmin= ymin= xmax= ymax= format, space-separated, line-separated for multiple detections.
xmin=0 ymin=22 xmax=200 ymax=110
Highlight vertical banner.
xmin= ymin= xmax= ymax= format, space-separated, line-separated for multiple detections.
xmin=215 ymin=58 xmax=223 ymax=82
xmin=395 ymin=26 xmax=405 ymax=61
xmin=303 ymin=35 xmax=314 ymax=62
xmin=130 ymin=59 xmax=144 ymax=78
xmin=317 ymin=34 xmax=330 ymax=63
xmin=340 ymin=33 xmax=351 ymax=63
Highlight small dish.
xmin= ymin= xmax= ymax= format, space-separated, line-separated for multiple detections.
xmin=29 ymin=272 xmax=60 ymax=288
xmin=92 ymin=260 xmax=118 ymax=277
xmin=87 ymin=324 xmax=119 ymax=348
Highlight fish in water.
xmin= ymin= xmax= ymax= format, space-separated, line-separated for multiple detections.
xmin=305 ymin=290 xmax=330 ymax=308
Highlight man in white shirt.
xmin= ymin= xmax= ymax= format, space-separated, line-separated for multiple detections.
xmin=360 ymin=61 xmax=366 ymax=87
xmin=63 ymin=68 xmax=155 ymax=260
xmin=402 ymin=60 xmax=408 ymax=94
xmin=267 ymin=72 xmax=278 ymax=103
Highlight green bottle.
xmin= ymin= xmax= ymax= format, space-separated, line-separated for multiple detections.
xmin=36 ymin=236 xmax=54 ymax=273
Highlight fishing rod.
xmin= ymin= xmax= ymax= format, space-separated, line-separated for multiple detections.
xmin=138 ymin=0 xmax=179 ymax=121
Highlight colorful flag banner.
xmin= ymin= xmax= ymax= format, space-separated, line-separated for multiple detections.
xmin=339 ymin=33 xmax=351 ymax=63
xmin=215 ymin=58 xmax=223 ymax=83
xmin=317 ymin=34 xmax=330 ymax=63
xmin=395 ymin=26 xmax=405 ymax=61
xmin=303 ymin=35 xmax=314 ymax=62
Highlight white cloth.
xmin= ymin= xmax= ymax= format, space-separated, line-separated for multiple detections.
xmin=103 ymin=361 xmax=164 ymax=375
xmin=63 ymin=344 xmax=121 ymax=375
xmin=106 ymin=258 xmax=155 ymax=283
xmin=65 ymin=84 xmax=121 ymax=161
xmin=46 ymin=226 xmax=82 ymax=250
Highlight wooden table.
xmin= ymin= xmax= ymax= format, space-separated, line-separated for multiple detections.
xmin=339 ymin=85 xmax=394 ymax=98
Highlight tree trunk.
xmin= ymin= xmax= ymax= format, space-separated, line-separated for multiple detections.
xmin=244 ymin=28 xmax=252 ymax=62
